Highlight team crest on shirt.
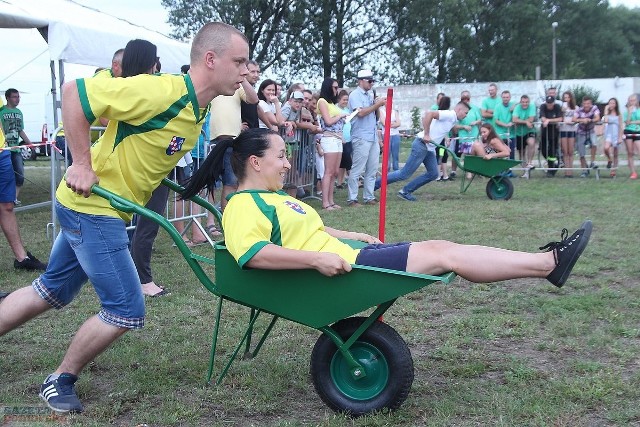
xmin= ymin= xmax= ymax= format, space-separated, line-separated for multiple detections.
xmin=166 ymin=136 xmax=186 ymax=155
xmin=284 ymin=200 xmax=306 ymax=214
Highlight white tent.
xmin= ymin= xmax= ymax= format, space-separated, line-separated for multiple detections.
xmin=0 ymin=0 xmax=191 ymax=234
xmin=0 ymin=0 xmax=189 ymax=72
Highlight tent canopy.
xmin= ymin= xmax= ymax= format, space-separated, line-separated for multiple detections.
xmin=0 ymin=0 xmax=189 ymax=73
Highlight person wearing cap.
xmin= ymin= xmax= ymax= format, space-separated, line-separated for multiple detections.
xmin=347 ymin=70 xmax=386 ymax=206
xmin=539 ymin=95 xmax=563 ymax=176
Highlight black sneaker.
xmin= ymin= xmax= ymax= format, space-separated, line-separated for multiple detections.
xmin=14 ymin=251 xmax=47 ymax=271
xmin=0 ymin=290 xmax=9 ymax=300
xmin=540 ymin=220 xmax=592 ymax=288
xmin=39 ymin=373 xmax=84 ymax=413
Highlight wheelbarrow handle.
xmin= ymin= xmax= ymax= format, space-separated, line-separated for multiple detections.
xmin=91 ymin=184 xmax=137 ymax=213
xmin=431 ymin=142 xmax=464 ymax=170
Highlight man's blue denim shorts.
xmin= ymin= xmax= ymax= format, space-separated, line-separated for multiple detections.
xmin=33 ymin=201 xmax=145 ymax=329
xmin=0 ymin=152 xmax=16 ymax=203
xmin=355 ymin=242 xmax=411 ymax=272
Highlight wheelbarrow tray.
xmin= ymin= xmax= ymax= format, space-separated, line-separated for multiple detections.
xmin=214 ymin=240 xmax=455 ymax=329
xmin=462 ymin=155 xmax=521 ymax=177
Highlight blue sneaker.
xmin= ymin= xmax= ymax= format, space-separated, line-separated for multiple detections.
xmin=397 ymin=190 xmax=416 ymax=201
xmin=39 ymin=373 xmax=84 ymax=413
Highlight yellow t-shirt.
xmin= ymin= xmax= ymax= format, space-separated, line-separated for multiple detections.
xmin=92 ymin=68 xmax=116 ymax=79
xmin=223 ymin=190 xmax=360 ymax=268
xmin=56 ymin=73 xmax=210 ymax=220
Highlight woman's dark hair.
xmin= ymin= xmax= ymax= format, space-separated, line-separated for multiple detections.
xmin=607 ymin=98 xmax=620 ymax=116
xmin=257 ymin=79 xmax=277 ymax=102
xmin=121 ymin=39 xmax=158 ymax=77
xmin=181 ymin=128 xmax=280 ymax=199
xmin=480 ymin=123 xmax=500 ymax=142
xmin=562 ymin=91 xmax=575 ymax=109
xmin=319 ymin=77 xmax=338 ymax=104
xmin=438 ymin=96 xmax=451 ymax=110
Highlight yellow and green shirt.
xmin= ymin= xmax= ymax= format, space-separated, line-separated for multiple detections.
xmin=56 ymin=73 xmax=210 ymax=221
xmin=92 ymin=68 xmax=116 ymax=79
xmin=223 ymin=190 xmax=359 ymax=268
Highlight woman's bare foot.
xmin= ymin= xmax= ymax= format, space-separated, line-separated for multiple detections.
xmin=141 ymin=281 xmax=169 ymax=297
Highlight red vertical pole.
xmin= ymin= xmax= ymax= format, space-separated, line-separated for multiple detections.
xmin=378 ymin=88 xmax=393 ymax=242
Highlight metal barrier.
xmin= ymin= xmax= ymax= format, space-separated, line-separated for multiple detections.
xmin=279 ymin=126 xmax=320 ymax=200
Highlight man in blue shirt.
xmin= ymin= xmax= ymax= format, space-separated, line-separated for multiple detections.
xmin=346 ymin=70 xmax=386 ymax=206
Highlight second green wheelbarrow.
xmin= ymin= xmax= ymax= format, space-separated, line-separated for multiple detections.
xmin=435 ymin=143 xmax=522 ymax=200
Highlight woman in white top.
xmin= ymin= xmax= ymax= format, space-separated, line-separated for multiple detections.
xmin=257 ymin=79 xmax=285 ymax=131
xmin=560 ymin=91 xmax=578 ymax=177
xmin=379 ymin=107 xmax=401 ymax=171
xmin=602 ymin=98 xmax=624 ymax=177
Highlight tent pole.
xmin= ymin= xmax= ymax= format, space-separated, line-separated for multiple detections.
xmin=49 ymin=60 xmax=59 ymax=241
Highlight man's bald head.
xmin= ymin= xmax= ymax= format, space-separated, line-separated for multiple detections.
xmin=190 ymin=22 xmax=248 ymax=64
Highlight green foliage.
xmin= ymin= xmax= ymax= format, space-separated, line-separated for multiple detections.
xmin=160 ymin=0 xmax=640 ymax=85
xmin=570 ymin=84 xmax=602 ymax=105
xmin=410 ymin=106 xmax=421 ymax=131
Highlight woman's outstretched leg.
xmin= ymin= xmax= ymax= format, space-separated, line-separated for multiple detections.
xmin=406 ymin=221 xmax=592 ymax=287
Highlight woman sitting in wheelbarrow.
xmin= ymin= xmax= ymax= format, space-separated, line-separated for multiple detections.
xmin=470 ymin=123 xmax=511 ymax=160
xmin=182 ymin=128 xmax=591 ymax=288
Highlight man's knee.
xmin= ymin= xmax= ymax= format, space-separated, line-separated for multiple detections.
xmin=0 ymin=202 xmax=15 ymax=214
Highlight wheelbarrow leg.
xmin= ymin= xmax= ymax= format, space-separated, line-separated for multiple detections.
xmin=206 ymin=296 xmax=225 ymax=384
xmin=216 ymin=308 xmax=263 ymax=385
xmin=244 ymin=308 xmax=256 ymax=357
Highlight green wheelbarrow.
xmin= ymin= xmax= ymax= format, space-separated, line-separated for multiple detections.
xmin=92 ymin=179 xmax=456 ymax=416
xmin=435 ymin=143 xmax=521 ymax=200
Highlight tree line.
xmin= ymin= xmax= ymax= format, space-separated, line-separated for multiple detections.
xmin=161 ymin=0 xmax=640 ymax=86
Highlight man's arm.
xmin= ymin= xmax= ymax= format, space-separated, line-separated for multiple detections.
xmin=240 ymin=79 xmax=259 ymax=104
xmin=481 ymin=100 xmax=493 ymax=119
xmin=18 ymin=130 xmax=31 ymax=145
xmin=61 ymin=80 xmax=99 ymax=197
xmin=355 ymin=97 xmax=386 ymax=118
xmin=421 ymin=111 xmax=439 ymax=141
xmin=324 ymin=226 xmax=381 ymax=244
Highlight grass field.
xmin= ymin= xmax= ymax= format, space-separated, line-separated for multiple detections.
xmin=1 ymin=155 xmax=639 ymax=426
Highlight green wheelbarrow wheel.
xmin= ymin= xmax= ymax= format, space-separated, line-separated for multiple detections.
xmin=486 ymin=176 xmax=514 ymax=200
xmin=310 ymin=317 xmax=414 ymax=416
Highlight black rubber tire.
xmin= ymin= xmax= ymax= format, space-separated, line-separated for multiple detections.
xmin=310 ymin=317 xmax=414 ymax=416
xmin=486 ymin=176 xmax=514 ymax=200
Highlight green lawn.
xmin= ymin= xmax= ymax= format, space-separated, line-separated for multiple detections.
xmin=1 ymin=156 xmax=639 ymax=426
